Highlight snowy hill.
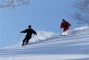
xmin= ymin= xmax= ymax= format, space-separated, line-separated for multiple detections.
xmin=0 ymin=26 xmax=89 ymax=60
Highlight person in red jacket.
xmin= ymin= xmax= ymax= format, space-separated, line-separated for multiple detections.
xmin=60 ymin=19 xmax=71 ymax=32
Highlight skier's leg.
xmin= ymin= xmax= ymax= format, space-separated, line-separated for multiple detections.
xmin=26 ymin=39 xmax=29 ymax=44
xmin=22 ymin=39 xmax=25 ymax=46
xmin=22 ymin=35 xmax=27 ymax=46
xmin=26 ymin=36 xmax=31 ymax=45
xmin=64 ymin=28 xmax=68 ymax=32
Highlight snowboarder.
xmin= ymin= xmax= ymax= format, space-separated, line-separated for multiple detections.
xmin=20 ymin=25 xmax=37 ymax=46
xmin=60 ymin=19 xmax=71 ymax=32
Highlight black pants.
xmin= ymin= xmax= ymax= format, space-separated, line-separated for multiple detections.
xmin=22 ymin=35 xmax=31 ymax=45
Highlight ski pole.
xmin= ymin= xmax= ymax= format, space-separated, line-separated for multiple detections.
xmin=60 ymin=28 xmax=62 ymax=36
xmin=17 ymin=33 xmax=21 ymax=41
xmin=36 ymin=35 xmax=40 ymax=41
xmin=68 ymin=26 xmax=71 ymax=35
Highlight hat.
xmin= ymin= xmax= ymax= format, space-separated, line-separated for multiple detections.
xmin=62 ymin=19 xmax=65 ymax=22
xmin=28 ymin=25 xmax=31 ymax=27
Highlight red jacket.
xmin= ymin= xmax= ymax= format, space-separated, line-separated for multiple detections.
xmin=60 ymin=21 xmax=71 ymax=31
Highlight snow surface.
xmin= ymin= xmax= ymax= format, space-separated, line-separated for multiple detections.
xmin=0 ymin=26 xmax=89 ymax=60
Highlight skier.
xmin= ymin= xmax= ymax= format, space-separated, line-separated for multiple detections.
xmin=60 ymin=19 xmax=71 ymax=35
xmin=20 ymin=25 xmax=37 ymax=46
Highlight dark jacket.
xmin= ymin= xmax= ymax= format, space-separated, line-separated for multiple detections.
xmin=21 ymin=28 xmax=37 ymax=36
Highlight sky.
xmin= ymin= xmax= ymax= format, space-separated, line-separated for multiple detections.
xmin=0 ymin=0 xmax=80 ymax=48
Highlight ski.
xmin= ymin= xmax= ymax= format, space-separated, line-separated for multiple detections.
xmin=60 ymin=35 xmax=66 ymax=36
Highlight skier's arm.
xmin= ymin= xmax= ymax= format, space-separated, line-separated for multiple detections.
xmin=20 ymin=29 xmax=27 ymax=33
xmin=32 ymin=29 xmax=37 ymax=35
xmin=67 ymin=22 xmax=71 ymax=29
xmin=60 ymin=23 xmax=63 ymax=28
xmin=67 ymin=22 xmax=71 ymax=26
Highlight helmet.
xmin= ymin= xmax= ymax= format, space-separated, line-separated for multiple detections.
xmin=28 ymin=25 xmax=31 ymax=27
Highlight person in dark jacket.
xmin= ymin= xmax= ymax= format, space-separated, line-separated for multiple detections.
xmin=60 ymin=19 xmax=71 ymax=32
xmin=20 ymin=25 xmax=37 ymax=46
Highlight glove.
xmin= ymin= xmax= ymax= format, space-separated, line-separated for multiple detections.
xmin=20 ymin=31 xmax=22 ymax=33
xmin=35 ymin=33 xmax=37 ymax=35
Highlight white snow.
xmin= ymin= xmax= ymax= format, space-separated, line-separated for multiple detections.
xmin=0 ymin=26 xmax=89 ymax=60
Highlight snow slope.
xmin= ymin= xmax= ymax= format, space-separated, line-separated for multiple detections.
xmin=0 ymin=26 xmax=89 ymax=60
